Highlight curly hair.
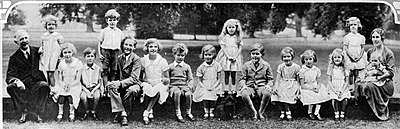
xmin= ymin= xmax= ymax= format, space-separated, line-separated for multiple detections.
xmin=370 ymin=28 xmax=385 ymax=42
xmin=172 ymin=43 xmax=188 ymax=55
xmin=328 ymin=48 xmax=345 ymax=68
xmin=346 ymin=17 xmax=362 ymax=31
xmin=143 ymin=38 xmax=162 ymax=53
xmin=219 ymin=19 xmax=243 ymax=44
xmin=60 ymin=42 xmax=77 ymax=57
xmin=199 ymin=44 xmax=216 ymax=59
xmin=281 ymin=47 xmax=295 ymax=60
xmin=41 ymin=15 xmax=59 ymax=29
xmin=300 ymin=49 xmax=317 ymax=64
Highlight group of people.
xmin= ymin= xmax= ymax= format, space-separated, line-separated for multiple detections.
xmin=6 ymin=9 xmax=396 ymax=127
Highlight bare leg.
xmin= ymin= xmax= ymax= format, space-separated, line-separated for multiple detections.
xmin=241 ymin=92 xmax=257 ymax=119
xmin=48 ymin=71 xmax=55 ymax=86
xmin=173 ymin=90 xmax=182 ymax=117
xmin=258 ymin=90 xmax=271 ymax=119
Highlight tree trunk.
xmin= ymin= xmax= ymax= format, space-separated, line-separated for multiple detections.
xmin=85 ymin=11 xmax=94 ymax=32
xmin=294 ymin=15 xmax=302 ymax=37
xmin=3 ymin=23 xmax=11 ymax=31
xmin=193 ymin=26 xmax=197 ymax=40
xmin=248 ymin=31 xmax=255 ymax=38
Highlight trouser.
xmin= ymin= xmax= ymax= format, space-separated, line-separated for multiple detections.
xmin=7 ymin=81 xmax=49 ymax=115
xmin=108 ymin=85 xmax=141 ymax=113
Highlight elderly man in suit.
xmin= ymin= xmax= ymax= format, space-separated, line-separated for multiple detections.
xmin=6 ymin=30 xmax=50 ymax=123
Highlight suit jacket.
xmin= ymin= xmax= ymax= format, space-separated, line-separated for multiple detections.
xmin=116 ymin=52 xmax=142 ymax=88
xmin=239 ymin=59 xmax=274 ymax=88
xmin=6 ymin=46 xmax=46 ymax=89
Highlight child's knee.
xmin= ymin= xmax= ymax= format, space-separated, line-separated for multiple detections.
xmin=184 ymin=91 xmax=192 ymax=97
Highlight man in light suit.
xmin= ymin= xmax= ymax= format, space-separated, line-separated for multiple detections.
xmin=6 ymin=30 xmax=50 ymax=123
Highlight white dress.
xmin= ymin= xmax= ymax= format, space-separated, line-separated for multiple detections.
xmin=271 ymin=63 xmax=301 ymax=104
xmin=215 ymin=35 xmax=243 ymax=71
xmin=327 ymin=66 xmax=351 ymax=101
xmin=299 ymin=65 xmax=330 ymax=105
xmin=193 ymin=61 xmax=222 ymax=102
xmin=343 ymin=33 xmax=367 ymax=69
xmin=54 ymin=57 xmax=83 ymax=108
xmin=40 ymin=32 xmax=64 ymax=71
xmin=141 ymin=54 xmax=169 ymax=104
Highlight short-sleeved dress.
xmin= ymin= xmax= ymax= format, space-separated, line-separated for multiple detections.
xmin=141 ymin=54 xmax=169 ymax=104
xmin=271 ymin=63 xmax=301 ymax=104
xmin=343 ymin=33 xmax=367 ymax=69
xmin=40 ymin=32 xmax=64 ymax=71
xmin=327 ymin=65 xmax=351 ymax=101
xmin=55 ymin=57 xmax=83 ymax=108
xmin=299 ymin=65 xmax=330 ymax=105
xmin=216 ymin=35 xmax=243 ymax=71
xmin=193 ymin=61 xmax=222 ymax=102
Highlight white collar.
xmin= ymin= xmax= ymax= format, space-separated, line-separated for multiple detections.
xmin=20 ymin=47 xmax=30 ymax=55
xmin=173 ymin=61 xmax=185 ymax=67
xmin=202 ymin=60 xmax=214 ymax=67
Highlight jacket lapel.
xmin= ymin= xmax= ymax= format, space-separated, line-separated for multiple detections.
xmin=123 ymin=54 xmax=133 ymax=70
xmin=249 ymin=62 xmax=257 ymax=72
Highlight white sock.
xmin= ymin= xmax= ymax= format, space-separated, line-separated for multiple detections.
xmin=314 ymin=105 xmax=321 ymax=115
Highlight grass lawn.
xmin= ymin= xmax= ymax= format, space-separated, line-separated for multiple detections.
xmin=2 ymin=30 xmax=400 ymax=128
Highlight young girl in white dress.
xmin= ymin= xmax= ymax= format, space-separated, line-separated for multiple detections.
xmin=327 ymin=48 xmax=350 ymax=121
xmin=271 ymin=47 xmax=301 ymax=121
xmin=193 ymin=45 xmax=222 ymax=119
xmin=141 ymin=38 xmax=169 ymax=125
xmin=54 ymin=43 xmax=83 ymax=122
xmin=343 ymin=17 xmax=367 ymax=92
xmin=215 ymin=19 xmax=243 ymax=94
xmin=39 ymin=15 xmax=64 ymax=90
xmin=299 ymin=50 xmax=330 ymax=121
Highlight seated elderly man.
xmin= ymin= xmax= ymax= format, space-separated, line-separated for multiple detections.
xmin=6 ymin=30 xmax=50 ymax=123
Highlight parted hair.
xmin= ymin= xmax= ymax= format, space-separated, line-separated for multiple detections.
xmin=370 ymin=28 xmax=385 ymax=42
xmin=300 ymin=49 xmax=317 ymax=64
xmin=346 ymin=17 xmax=362 ymax=31
xmin=172 ymin=43 xmax=188 ymax=55
xmin=143 ymin=38 xmax=162 ymax=53
xmin=121 ymin=35 xmax=137 ymax=50
xmin=281 ymin=47 xmax=295 ymax=60
xmin=199 ymin=44 xmax=217 ymax=59
xmin=60 ymin=42 xmax=77 ymax=57
xmin=105 ymin=9 xmax=120 ymax=18
xmin=83 ymin=47 xmax=96 ymax=57
xmin=249 ymin=43 xmax=265 ymax=55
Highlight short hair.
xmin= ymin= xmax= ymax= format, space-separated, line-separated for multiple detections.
xmin=83 ymin=47 xmax=96 ymax=57
xmin=300 ymin=49 xmax=317 ymax=64
xmin=121 ymin=35 xmax=137 ymax=50
xmin=143 ymin=38 xmax=162 ymax=53
xmin=199 ymin=44 xmax=217 ymax=59
xmin=328 ymin=48 xmax=345 ymax=67
xmin=41 ymin=15 xmax=59 ymax=29
xmin=172 ymin=43 xmax=188 ymax=55
xmin=346 ymin=17 xmax=362 ymax=31
xmin=13 ymin=30 xmax=29 ymax=44
xmin=60 ymin=42 xmax=77 ymax=57
xmin=249 ymin=43 xmax=265 ymax=55
xmin=105 ymin=9 xmax=120 ymax=18
xmin=281 ymin=47 xmax=295 ymax=60
xmin=370 ymin=28 xmax=385 ymax=42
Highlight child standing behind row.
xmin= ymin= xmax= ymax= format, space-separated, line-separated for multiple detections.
xmin=216 ymin=19 xmax=243 ymax=94
xmin=39 ymin=15 xmax=64 ymax=91
xmin=327 ymin=48 xmax=350 ymax=121
xmin=193 ymin=45 xmax=222 ymax=119
xmin=299 ymin=50 xmax=330 ymax=121
xmin=271 ymin=47 xmax=301 ymax=121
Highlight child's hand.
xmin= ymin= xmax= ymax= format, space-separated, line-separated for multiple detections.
xmin=38 ymin=47 xmax=43 ymax=54
xmin=162 ymin=78 xmax=170 ymax=86
xmin=313 ymin=87 xmax=319 ymax=93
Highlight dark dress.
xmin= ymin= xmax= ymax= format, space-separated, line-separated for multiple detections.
xmin=356 ymin=46 xmax=395 ymax=121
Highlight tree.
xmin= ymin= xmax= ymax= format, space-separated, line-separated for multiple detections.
xmin=268 ymin=3 xmax=310 ymax=37
xmin=3 ymin=6 xmax=26 ymax=31
xmin=40 ymin=3 xmax=104 ymax=32
xmin=175 ymin=3 xmax=204 ymax=40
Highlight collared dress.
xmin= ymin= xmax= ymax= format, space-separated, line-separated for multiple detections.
xmin=39 ymin=32 xmax=64 ymax=71
xmin=327 ymin=65 xmax=351 ymax=101
xmin=193 ymin=61 xmax=222 ymax=102
xmin=343 ymin=33 xmax=367 ymax=69
xmin=141 ymin=54 xmax=169 ymax=104
xmin=299 ymin=65 xmax=330 ymax=105
xmin=55 ymin=57 xmax=83 ymax=108
xmin=216 ymin=35 xmax=243 ymax=71
xmin=271 ymin=63 xmax=301 ymax=104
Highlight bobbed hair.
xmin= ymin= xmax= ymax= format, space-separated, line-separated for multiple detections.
xmin=281 ymin=47 xmax=295 ymax=60
xmin=300 ymin=49 xmax=317 ymax=64
xmin=143 ymin=38 xmax=162 ymax=53
xmin=199 ymin=44 xmax=216 ymax=59
xmin=172 ymin=43 xmax=188 ymax=55
xmin=60 ymin=42 xmax=77 ymax=57
xmin=370 ymin=28 xmax=385 ymax=42
xmin=346 ymin=17 xmax=362 ymax=31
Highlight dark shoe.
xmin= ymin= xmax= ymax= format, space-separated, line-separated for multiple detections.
xmin=177 ymin=116 xmax=185 ymax=123
xmin=149 ymin=113 xmax=154 ymax=122
xmin=112 ymin=114 xmax=120 ymax=123
xmin=334 ymin=117 xmax=339 ymax=121
xmin=315 ymin=114 xmax=324 ymax=121
xmin=18 ymin=113 xmax=27 ymax=124
xmin=92 ymin=113 xmax=100 ymax=121
xmin=81 ymin=113 xmax=89 ymax=121
xmin=121 ymin=116 xmax=128 ymax=126
xmin=37 ymin=115 xmax=44 ymax=123
xmin=187 ymin=114 xmax=196 ymax=121
xmin=308 ymin=113 xmax=315 ymax=120
xmin=340 ymin=115 xmax=345 ymax=121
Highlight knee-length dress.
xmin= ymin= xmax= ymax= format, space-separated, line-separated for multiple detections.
xmin=271 ymin=63 xmax=301 ymax=104
xmin=193 ymin=61 xmax=222 ymax=102
xmin=327 ymin=66 xmax=351 ymax=101
xmin=141 ymin=54 xmax=169 ymax=104
xmin=216 ymin=35 xmax=243 ymax=71
xmin=299 ymin=65 xmax=330 ymax=105
xmin=39 ymin=32 xmax=64 ymax=71
xmin=55 ymin=57 xmax=83 ymax=108
xmin=343 ymin=33 xmax=367 ymax=70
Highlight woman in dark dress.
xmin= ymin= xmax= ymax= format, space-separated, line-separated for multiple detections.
xmin=356 ymin=28 xmax=395 ymax=121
